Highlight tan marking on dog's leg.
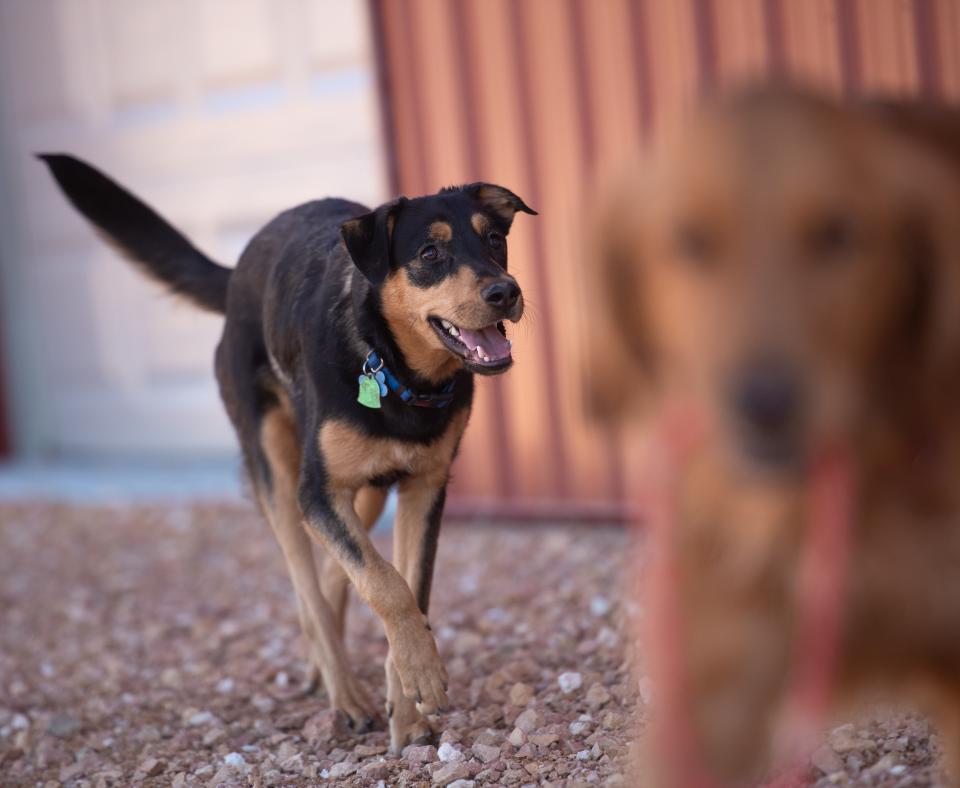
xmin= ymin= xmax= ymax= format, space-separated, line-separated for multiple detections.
xmin=385 ymin=475 xmax=447 ymax=753
xmin=260 ymin=410 xmax=376 ymax=728
xmin=319 ymin=485 xmax=388 ymax=639
xmin=304 ymin=485 xmax=449 ymax=716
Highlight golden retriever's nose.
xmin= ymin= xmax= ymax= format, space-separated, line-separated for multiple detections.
xmin=731 ymin=361 xmax=803 ymax=467
xmin=482 ymin=279 xmax=521 ymax=312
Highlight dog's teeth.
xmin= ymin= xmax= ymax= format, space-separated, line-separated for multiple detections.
xmin=441 ymin=319 xmax=452 ymax=329
xmin=476 ymin=345 xmax=486 ymax=359
xmin=448 ymin=326 xmax=459 ymax=337
xmin=507 ymin=340 xmax=512 ymax=348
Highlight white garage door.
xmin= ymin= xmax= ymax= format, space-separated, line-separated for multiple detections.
xmin=0 ymin=0 xmax=387 ymax=460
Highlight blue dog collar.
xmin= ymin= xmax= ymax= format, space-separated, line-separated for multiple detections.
xmin=363 ymin=350 xmax=455 ymax=409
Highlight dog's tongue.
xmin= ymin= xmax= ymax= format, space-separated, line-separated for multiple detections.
xmin=457 ymin=325 xmax=511 ymax=360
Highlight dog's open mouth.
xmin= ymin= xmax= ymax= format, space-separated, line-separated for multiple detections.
xmin=428 ymin=317 xmax=513 ymax=373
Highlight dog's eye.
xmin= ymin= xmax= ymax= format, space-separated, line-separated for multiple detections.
xmin=487 ymin=232 xmax=505 ymax=251
xmin=808 ymin=215 xmax=855 ymax=259
xmin=675 ymin=222 xmax=716 ymax=268
xmin=420 ymin=245 xmax=439 ymax=262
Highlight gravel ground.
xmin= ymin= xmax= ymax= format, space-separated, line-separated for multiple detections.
xmin=0 ymin=502 xmax=947 ymax=787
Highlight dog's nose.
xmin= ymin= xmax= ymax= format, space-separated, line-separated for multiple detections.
xmin=731 ymin=361 xmax=803 ymax=466
xmin=482 ymin=279 xmax=521 ymax=310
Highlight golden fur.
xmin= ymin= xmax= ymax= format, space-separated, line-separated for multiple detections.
xmin=586 ymin=88 xmax=960 ymax=784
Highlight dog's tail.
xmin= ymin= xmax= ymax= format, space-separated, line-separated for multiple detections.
xmin=38 ymin=153 xmax=231 ymax=314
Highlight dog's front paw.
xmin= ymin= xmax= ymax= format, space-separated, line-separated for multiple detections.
xmin=387 ymin=698 xmax=435 ymax=755
xmin=385 ymin=618 xmax=449 ymax=713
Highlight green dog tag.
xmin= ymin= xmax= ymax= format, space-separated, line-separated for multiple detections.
xmin=357 ymin=375 xmax=382 ymax=409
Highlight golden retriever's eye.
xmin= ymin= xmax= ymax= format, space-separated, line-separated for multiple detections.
xmin=420 ymin=244 xmax=439 ymax=262
xmin=487 ymin=232 xmax=505 ymax=251
xmin=675 ymin=222 xmax=716 ymax=268
xmin=809 ymin=215 xmax=855 ymax=259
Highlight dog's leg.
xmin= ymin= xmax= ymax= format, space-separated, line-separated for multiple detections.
xmin=384 ymin=476 xmax=446 ymax=753
xmin=300 ymin=475 xmax=449 ymax=727
xmin=320 ymin=486 xmax=388 ymax=639
xmin=260 ymin=410 xmax=377 ymax=729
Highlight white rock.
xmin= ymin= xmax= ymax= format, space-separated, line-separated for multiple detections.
xmin=251 ymin=694 xmax=275 ymax=713
xmin=558 ymin=671 xmax=583 ymax=694
xmin=10 ymin=714 xmax=29 ymax=731
xmin=223 ymin=752 xmax=246 ymax=769
xmin=448 ymin=781 xmax=476 ymax=788
xmin=596 ymin=627 xmax=619 ymax=648
xmin=569 ymin=720 xmax=590 ymax=736
xmin=188 ymin=711 xmax=216 ymax=726
xmin=576 ymin=749 xmax=593 ymax=760
xmin=437 ymin=741 xmax=463 ymax=763
xmin=589 ymin=596 xmax=611 ymax=616
xmin=891 ymin=765 xmax=907 ymax=775
xmin=274 ymin=671 xmax=289 ymax=688
xmin=216 ymin=678 xmax=235 ymax=694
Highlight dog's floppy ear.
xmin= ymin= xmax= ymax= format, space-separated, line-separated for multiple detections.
xmin=581 ymin=164 xmax=657 ymax=424
xmin=340 ymin=197 xmax=406 ymax=285
xmin=464 ymin=183 xmax=537 ymax=229
xmin=865 ymin=116 xmax=960 ymax=421
xmin=899 ymin=158 xmax=960 ymax=385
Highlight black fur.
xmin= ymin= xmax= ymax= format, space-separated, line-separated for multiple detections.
xmin=39 ymin=154 xmax=534 ymax=565
xmin=38 ymin=155 xmax=231 ymax=313
xmin=417 ymin=486 xmax=447 ymax=614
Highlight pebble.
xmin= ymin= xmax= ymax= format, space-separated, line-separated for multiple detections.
xmin=586 ymin=682 xmax=612 ymax=708
xmin=136 ymin=757 xmax=166 ymax=777
xmin=590 ymin=596 xmax=612 ymax=616
xmin=46 ymin=714 xmax=81 ymax=738
xmin=509 ymin=682 xmax=534 ymax=706
xmin=472 ymin=742 xmax=501 ymax=763
xmin=438 ymin=741 xmax=464 ymax=762
xmin=433 ymin=762 xmax=471 ymax=785
xmin=508 ymin=727 xmax=526 ymax=747
xmin=328 ymin=761 xmax=358 ymax=778
xmin=187 ymin=710 xmax=216 ymax=727
xmin=251 ymin=694 xmax=275 ymax=713
xmin=448 ymin=781 xmax=476 ymax=788
xmin=558 ymin=672 xmax=583 ymax=694
xmin=404 ymin=744 xmax=439 ymax=764
xmin=215 ymin=677 xmax=235 ymax=694
xmin=223 ymin=752 xmax=246 ymax=769
xmin=513 ymin=708 xmax=543 ymax=733
xmin=570 ymin=720 xmax=591 ymax=736
xmin=358 ymin=760 xmax=390 ymax=781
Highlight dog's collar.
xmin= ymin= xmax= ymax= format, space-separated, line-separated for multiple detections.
xmin=363 ymin=350 xmax=456 ymax=409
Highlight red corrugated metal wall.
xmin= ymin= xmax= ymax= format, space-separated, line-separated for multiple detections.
xmin=371 ymin=0 xmax=960 ymax=520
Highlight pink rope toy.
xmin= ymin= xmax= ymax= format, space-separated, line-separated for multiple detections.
xmin=639 ymin=407 xmax=857 ymax=788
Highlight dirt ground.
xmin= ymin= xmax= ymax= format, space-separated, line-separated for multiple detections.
xmin=0 ymin=502 xmax=947 ymax=787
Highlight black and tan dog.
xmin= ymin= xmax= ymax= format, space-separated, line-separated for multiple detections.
xmin=40 ymin=154 xmax=534 ymax=751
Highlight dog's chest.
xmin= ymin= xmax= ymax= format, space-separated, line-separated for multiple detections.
xmin=319 ymin=411 xmax=468 ymax=489
xmin=845 ymin=508 xmax=960 ymax=667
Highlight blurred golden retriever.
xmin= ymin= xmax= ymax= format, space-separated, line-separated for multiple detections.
xmin=586 ymin=87 xmax=960 ymax=785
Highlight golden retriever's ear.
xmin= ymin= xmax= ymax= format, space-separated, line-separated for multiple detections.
xmin=889 ymin=137 xmax=960 ymax=388
xmin=581 ymin=164 xmax=657 ymax=424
